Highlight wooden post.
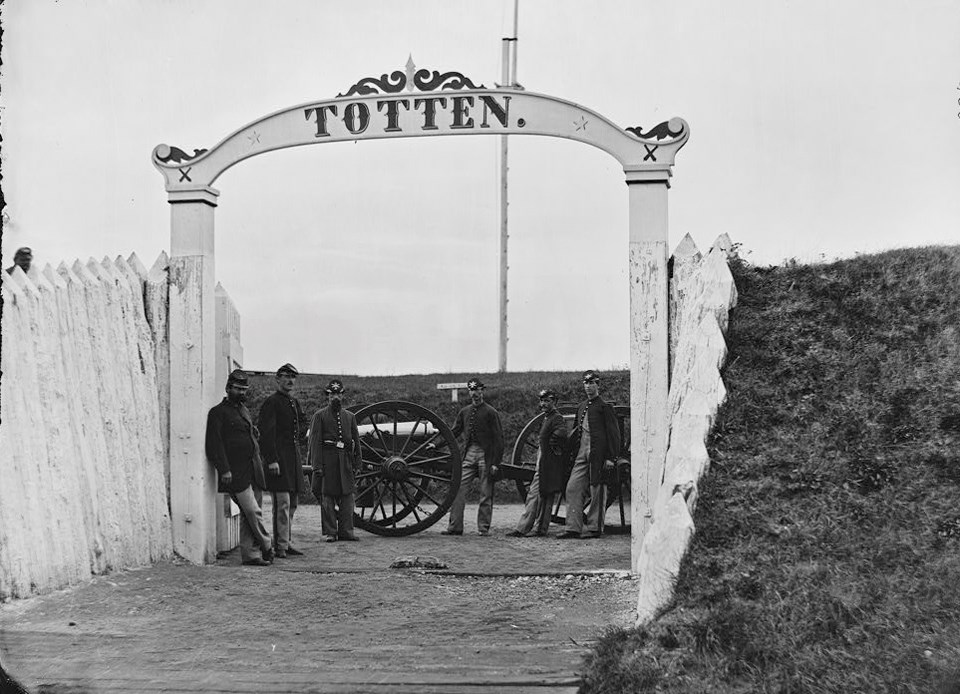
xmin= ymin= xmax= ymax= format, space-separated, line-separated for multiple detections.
xmin=626 ymin=170 xmax=671 ymax=574
xmin=168 ymin=186 xmax=219 ymax=564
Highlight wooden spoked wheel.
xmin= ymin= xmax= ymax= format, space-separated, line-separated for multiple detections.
xmin=351 ymin=401 xmax=461 ymax=536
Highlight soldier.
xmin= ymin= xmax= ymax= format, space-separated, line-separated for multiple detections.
xmin=308 ymin=379 xmax=361 ymax=542
xmin=507 ymin=388 xmax=568 ymax=538
xmin=558 ymin=370 xmax=621 ymax=539
xmin=258 ymin=363 xmax=307 ymax=558
xmin=205 ymin=369 xmax=274 ymax=566
xmin=5 ymin=247 xmax=32 ymax=275
xmin=442 ymin=377 xmax=504 ymax=537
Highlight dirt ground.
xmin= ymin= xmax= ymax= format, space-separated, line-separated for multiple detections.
xmin=0 ymin=501 xmax=638 ymax=694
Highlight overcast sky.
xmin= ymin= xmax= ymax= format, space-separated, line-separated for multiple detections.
xmin=3 ymin=0 xmax=959 ymax=376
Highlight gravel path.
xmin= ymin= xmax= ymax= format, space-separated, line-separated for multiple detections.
xmin=0 ymin=503 xmax=637 ymax=693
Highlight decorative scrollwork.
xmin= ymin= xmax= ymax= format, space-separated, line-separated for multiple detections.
xmin=625 ymin=120 xmax=685 ymax=141
xmin=337 ymin=70 xmax=407 ymax=98
xmin=413 ymin=69 xmax=484 ymax=92
xmin=338 ymin=57 xmax=484 ymax=98
xmin=154 ymin=145 xmax=208 ymax=164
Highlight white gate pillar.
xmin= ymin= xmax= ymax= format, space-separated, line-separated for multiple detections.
xmin=626 ymin=170 xmax=671 ymax=574
xmin=167 ymin=186 xmax=220 ymax=563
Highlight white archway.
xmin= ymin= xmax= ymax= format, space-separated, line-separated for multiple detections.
xmin=153 ymin=61 xmax=689 ymax=570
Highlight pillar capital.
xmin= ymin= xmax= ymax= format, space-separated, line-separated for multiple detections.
xmin=624 ymin=167 xmax=672 ymax=187
xmin=167 ymin=186 xmax=220 ymax=207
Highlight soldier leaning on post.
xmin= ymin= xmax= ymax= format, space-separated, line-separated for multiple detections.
xmin=257 ymin=363 xmax=307 ymax=558
xmin=205 ymin=369 xmax=274 ymax=566
xmin=507 ymin=388 xmax=568 ymax=538
xmin=307 ymin=379 xmax=362 ymax=542
xmin=442 ymin=377 xmax=505 ymax=537
xmin=558 ymin=370 xmax=621 ymax=539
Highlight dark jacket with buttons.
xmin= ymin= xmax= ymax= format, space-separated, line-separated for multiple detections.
xmin=538 ymin=410 xmax=569 ymax=497
xmin=307 ymin=405 xmax=361 ymax=497
xmin=569 ymin=397 xmax=621 ymax=485
xmin=205 ymin=398 xmax=266 ymax=494
xmin=258 ymin=391 xmax=307 ymax=493
xmin=452 ymin=401 xmax=505 ymax=466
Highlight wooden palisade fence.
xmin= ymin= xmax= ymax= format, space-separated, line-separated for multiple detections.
xmin=0 ymin=253 xmax=176 ymax=599
xmin=636 ymin=233 xmax=738 ymax=624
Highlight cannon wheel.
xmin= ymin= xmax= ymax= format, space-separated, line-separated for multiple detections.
xmin=506 ymin=404 xmax=631 ymax=535
xmin=351 ymin=401 xmax=461 ymax=536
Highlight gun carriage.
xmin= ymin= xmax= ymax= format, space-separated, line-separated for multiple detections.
xmin=500 ymin=404 xmax=632 ymax=534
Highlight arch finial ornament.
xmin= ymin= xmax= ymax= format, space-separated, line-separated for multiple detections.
xmin=337 ymin=55 xmax=485 ymax=98
xmin=625 ymin=120 xmax=686 ymax=141
xmin=154 ymin=145 xmax=209 ymax=164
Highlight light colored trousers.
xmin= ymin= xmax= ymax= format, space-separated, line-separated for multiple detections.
xmin=515 ymin=470 xmax=558 ymax=536
xmin=447 ymin=445 xmax=494 ymax=533
xmin=564 ymin=458 xmax=606 ymax=535
xmin=230 ymin=486 xmax=272 ymax=562
xmin=271 ymin=491 xmax=298 ymax=551
xmin=321 ymin=493 xmax=356 ymax=538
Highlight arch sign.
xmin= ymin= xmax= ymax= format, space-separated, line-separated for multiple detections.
xmin=153 ymin=58 xmax=689 ymax=572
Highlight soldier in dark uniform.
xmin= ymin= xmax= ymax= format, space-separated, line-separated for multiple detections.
xmin=258 ymin=363 xmax=307 ymax=558
xmin=205 ymin=369 xmax=274 ymax=566
xmin=507 ymin=388 xmax=568 ymax=537
xmin=307 ymin=379 xmax=361 ymax=542
xmin=558 ymin=370 xmax=621 ymax=539
xmin=442 ymin=377 xmax=504 ymax=536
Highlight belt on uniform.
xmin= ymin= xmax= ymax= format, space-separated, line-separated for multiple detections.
xmin=321 ymin=440 xmax=346 ymax=449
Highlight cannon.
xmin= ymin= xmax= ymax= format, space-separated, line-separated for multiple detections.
xmin=303 ymin=400 xmax=630 ymax=536
xmin=499 ymin=404 xmax=632 ymax=534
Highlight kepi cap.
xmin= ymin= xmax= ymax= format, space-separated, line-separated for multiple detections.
xmin=466 ymin=377 xmax=485 ymax=391
xmin=582 ymin=370 xmax=601 ymax=384
xmin=227 ymin=369 xmax=250 ymax=389
xmin=276 ymin=363 xmax=299 ymax=377
xmin=14 ymin=247 xmax=32 ymax=259
xmin=325 ymin=379 xmax=344 ymax=394
xmin=538 ymin=388 xmax=558 ymax=400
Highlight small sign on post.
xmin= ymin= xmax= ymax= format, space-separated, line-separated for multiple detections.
xmin=437 ymin=382 xmax=469 ymax=402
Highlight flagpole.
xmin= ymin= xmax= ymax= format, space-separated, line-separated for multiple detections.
xmin=498 ymin=0 xmax=519 ymax=373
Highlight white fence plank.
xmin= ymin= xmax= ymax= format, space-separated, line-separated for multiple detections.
xmin=146 ymin=252 xmax=171 ymax=497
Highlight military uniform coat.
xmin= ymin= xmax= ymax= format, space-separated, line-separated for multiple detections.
xmin=258 ymin=391 xmax=307 ymax=493
xmin=538 ymin=410 xmax=569 ymax=497
xmin=451 ymin=401 xmax=504 ymax=467
xmin=569 ymin=397 xmax=621 ymax=485
xmin=205 ymin=398 xmax=266 ymax=494
xmin=307 ymin=405 xmax=361 ymax=497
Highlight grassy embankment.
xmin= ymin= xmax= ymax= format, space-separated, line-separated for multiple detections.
xmin=579 ymin=246 xmax=960 ymax=693
xmin=247 ymin=369 xmax=630 ymax=503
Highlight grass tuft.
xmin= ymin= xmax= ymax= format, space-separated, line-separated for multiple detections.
xmin=579 ymin=628 xmax=662 ymax=694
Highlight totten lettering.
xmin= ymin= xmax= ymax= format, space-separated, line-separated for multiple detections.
xmin=304 ymin=94 xmax=514 ymax=138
